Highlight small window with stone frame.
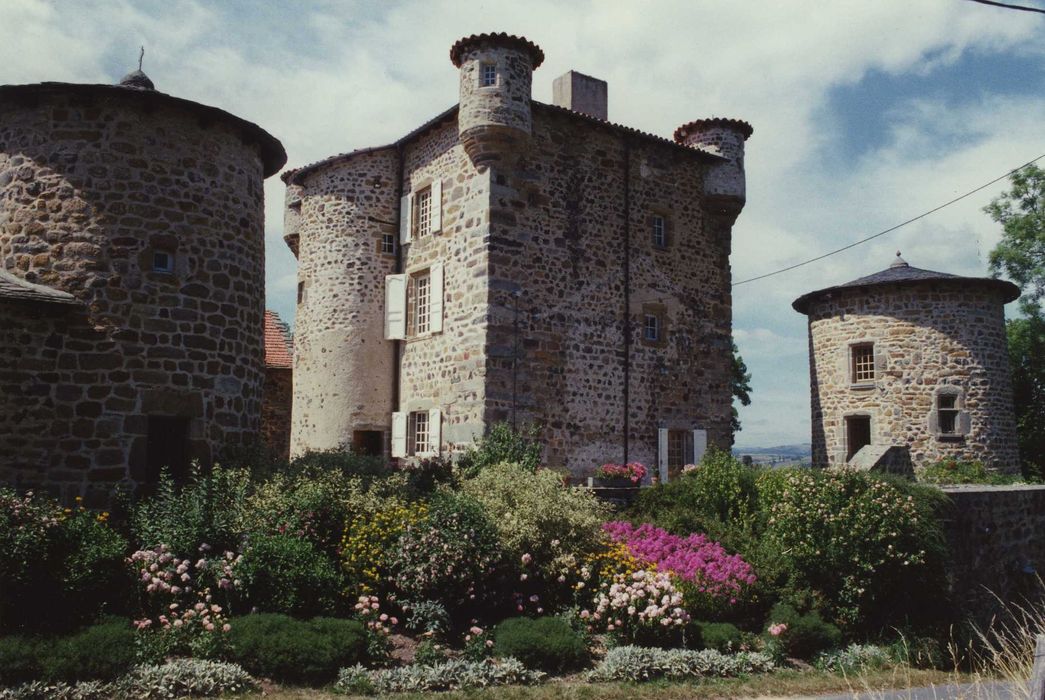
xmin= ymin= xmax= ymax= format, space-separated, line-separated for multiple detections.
xmin=408 ymin=411 xmax=430 ymax=455
xmin=850 ymin=343 xmax=875 ymax=384
xmin=651 ymin=215 xmax=668 ymax=249
xmin=415 ymin=187 xmax=432 ymax=238
xmin=152 ymin=250 xmax=175 ymax=274
xmin=479 ymin=62 xmax=497 ymax=88
xmin=411 ymin=271 xmax=431 ymax=336
xmin=644 ymin=314 xmax=660 ymax=342
xmin=380 ymin=233 xmax=395 ymax=255
xmin=640 ymin=304 xmax=668 ymax=347
xmin=937 ymin=393 xmax=959 ymax=435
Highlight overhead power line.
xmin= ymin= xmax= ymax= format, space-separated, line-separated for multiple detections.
xmin=965 ymin=0 xmax=1045 ymax=14
xmin=732 ymin=153 xmax=1045 ymax=287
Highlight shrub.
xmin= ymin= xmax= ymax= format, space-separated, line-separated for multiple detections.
xmin=492 ymin=617 xmax=590 ymax=673
xmin=288 ymin=448 xmax=388 ymax=482
xmin=815 ymin=643 xmax=892 ymax=672
xmin=40 ymin=621 xmax=136 ymax=683
xmin=116 ymin=658 xmax=258 ymax=698
xmin=587 ymin=645 xmax=775 ymax=682
xmin=337 ymin=658 xmax=546 ymax=694
xmin=0 ymin=680 xmax=112 ymax=700
xmin=226 ymin=614 xmax=365 ymax=684
xmin=130 ymin=467 xmax=250 ymax=556
xmin=455 ymin=422 xmax=543 ymax=479
xmin=759 ymin=468 xmax=949 ymax=631
xmin=0 ymin=636 xmax=43 ymax=685
xmin=391 ymin=492 xmax=503 ymax=614
xmin=341 ymin=500 xmax=428 ymax=598
xmin=696 ymin=622 xmax=746 ymax=653
xmin=402 ymin=600 xmax=450 ymax=637
xmin=399 ymin=455 xmax=456 ymax=495
xmin=583 ymin=570 xmax=690 ymax=647
xmin=462 ymin=461 xmax=609 ymax=605
xmin=413 ymin=639 xmax=449 ymax=667
xmin=766 ymin=603 xmax=842 ymax=660
xmin=235 ymin=533 xmax=342 ymax=617
xmin=921 ymin=458 xmax=1018 ymax=485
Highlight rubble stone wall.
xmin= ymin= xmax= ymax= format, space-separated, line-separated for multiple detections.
xmin=0 ymin=89 xmax=269 ymax=503
xmin=261 ymin=367 xmax=292 ymax=461
xmin=806 ymin=284 xmax=1019 ymax=471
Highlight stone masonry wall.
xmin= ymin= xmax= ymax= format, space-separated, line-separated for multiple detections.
xmin=0 ymin=89 xmax=268 ymax=502
xmin=261 ymin=367 xmax=292 ymax=461
xmin=289 ymin=148 xmax=399 ymax=455
xmin=399 ymin=120 xmax=493 ymax=450
xmin=806 ymin=285 xmax=1018 ymax=471
xmin=940 ymin=485 xmax=1045 ymax=621
xmin=483 ymin=108 xmax=732 ymax=474
xmin=457 ymin=46 xmax=534 ymax=137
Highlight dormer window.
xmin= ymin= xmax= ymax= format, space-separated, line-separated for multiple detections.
xmin=152 ymin=250 xmax=174 ymax=273
xmin=479 ymin=63 xmax=497 ymax=87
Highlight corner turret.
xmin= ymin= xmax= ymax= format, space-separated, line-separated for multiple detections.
xmin=450 ymin=32 xmax=543 ymax=167
xmin=674 ymin=118 xmax=753 ymax=220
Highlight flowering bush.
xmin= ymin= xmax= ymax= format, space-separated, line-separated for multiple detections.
xmin=582 ymin=570 xmax=690 ymax=645
xmin=603 ymin=522 xmax=755 ymax=601
xmin=391 ymin=493 xmax=502 ymax=616
xmin=128 ymin=543 xmax=237 ymax=661
xmin=340 ymin=500 xmax=427 ymax=597
xmin=595 ymin=462 xmax=648 ymax=484
xmin=353 ymin=594 xmax=397 ymax=661
xmin=462 ymin=622 xmax=495 ymax=661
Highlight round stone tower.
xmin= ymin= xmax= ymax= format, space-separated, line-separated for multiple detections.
xmin=450 ymin=32 xmax=544 ymax=167
xmin=0 ymin=71 xmax=285 ymax=501
xmin=281 ymin=149 xmax=400 ymax=457
xmin=793 ymin=254 xmax=1020 ymax=473
xmin=674 ymin=118 xmax=753 ymax=220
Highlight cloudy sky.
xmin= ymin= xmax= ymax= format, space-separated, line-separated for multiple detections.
xmin=2 ymin=0 xmax=1043 ymax=448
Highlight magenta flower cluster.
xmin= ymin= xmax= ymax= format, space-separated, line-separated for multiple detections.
xmin=595 ymin=462 xmax=648 ymax=484
xmin=603 ymin=521 xmax=756 ymax=601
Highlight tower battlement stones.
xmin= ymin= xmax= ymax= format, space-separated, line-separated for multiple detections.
xmin=284 ymin=33 xmax=752 ymax=479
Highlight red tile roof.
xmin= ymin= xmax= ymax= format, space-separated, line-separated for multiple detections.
xmin=264 ymin=310 xmax=293 ymax=368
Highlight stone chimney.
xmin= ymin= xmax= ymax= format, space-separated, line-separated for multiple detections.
xmin=552 ymin=71 xmax=608 ymax=120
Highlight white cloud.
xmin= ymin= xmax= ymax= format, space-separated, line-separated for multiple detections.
xmin=1 ymin=0 xmax=1042 ymax=446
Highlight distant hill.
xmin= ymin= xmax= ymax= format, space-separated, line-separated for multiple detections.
xmin=732 ymin=443 xmax=811 ymax=459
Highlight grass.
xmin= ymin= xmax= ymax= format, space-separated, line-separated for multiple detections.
xmin=251 ymin=667 xmax=967 ymax=699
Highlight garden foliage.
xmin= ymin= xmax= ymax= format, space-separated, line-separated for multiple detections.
xmin=225 ymin=613 xmax=366 ymax=684
xmin=492 ymin=616 xmax=590 ymax=673
xmin=336 ymin=657 xmax=546 ymax=694
xmin=588 ymin=645 xmax=775 ymax=682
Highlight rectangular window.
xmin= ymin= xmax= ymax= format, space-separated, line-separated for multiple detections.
xmin=644 ymin=314 xmax=660 ymax=342
xmin=938 ymin=394 xmax=958 ymax=434
xmin=152 ymin=251 xmax=174 ymax=273
xmin=352 ymin=430 xmax=384 ymax=457
xmin=667 ymin=430 xmax=693 ymax=480
xmin=414 ymin=272 xmax=430 ymax=335
xmin=416 ymin=187 xmax=432 ymax=238
xmin=411 ymin=411 xmax=430 ymax=455
xmin=380 ymin=233 xmax=395 ymax=255
xmin=652 ymin=215 xmax=667 ymax=248
xmin=480 ymin=63 xmax=497 ymax=87
xmin=851 ymin=343 xmax=875 ymax=383
xmin=845 ymin=415 xmax=871 ymax=461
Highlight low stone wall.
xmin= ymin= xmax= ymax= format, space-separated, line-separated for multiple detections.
xmin=939 ymin=484 xmax=1045 ymax=620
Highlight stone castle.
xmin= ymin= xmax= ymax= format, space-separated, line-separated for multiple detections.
xmin=793 ymin=253 xmax=1020 ymax=473
xmin=0 ymin=70 xmax=285 ymax=503
xmin=283 ymin=33 xmax=753 ymax=479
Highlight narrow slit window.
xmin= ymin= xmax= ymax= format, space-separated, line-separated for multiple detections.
xmin=480 ymin=63 xmax=497 ymax=87
xmin=416 ymin=188 xmax=432 ymax=238
xmin=938 ymin=394 xmax=958 ymax=434
xmin=652 ymin=215 xmax=667 ymax=248
xmin=415 ymin=273 xmax=430 ymax=335
xmin=851 ymin=343 xmax=875 ymax=383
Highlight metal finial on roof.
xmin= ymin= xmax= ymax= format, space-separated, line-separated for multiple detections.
xmin=118 ymin=46 xmax=155 ymax=90
xmin=138 ymin=46 xmax=144 ymax=71
xmin=890 ymin=251 xmax=908 ymax=268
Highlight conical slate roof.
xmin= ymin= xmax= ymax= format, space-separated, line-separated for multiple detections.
xmin=792 ymin=253 xmax=1020 ymax=314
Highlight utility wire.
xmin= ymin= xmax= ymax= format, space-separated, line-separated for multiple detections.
xmin=965 ymin=0 xmax=1045 ymax=14
xmin=732 ymin=154 xmax=1045 ymax=287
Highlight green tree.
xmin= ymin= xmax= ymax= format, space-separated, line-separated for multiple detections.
xmin=731 ymin=340 xmax=753 ymax=441
xmin=984 ymin=163 xmax=1045 ymax=478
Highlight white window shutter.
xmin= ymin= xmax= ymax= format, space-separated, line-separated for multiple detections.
xmin=391 ymin=412 xmax=407 ymax=458
xmin=428 ymin=408 xmax=441 ymax=455
xmin=429 ymin=180 xmax=442 ymax=234
xmin=657 ymin=428 xmax=669 ymax=483
xmin=692 ymin=429 xmax=708 ymax=465
xmin=384 ymin=274 xmax=407 ymax=339
xmin=429 ymin=262 xmax=444 ymax=333
xmin=399 ymin=194 xmax=412 ymax=244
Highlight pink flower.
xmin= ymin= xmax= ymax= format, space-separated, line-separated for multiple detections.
xmin=521 ymin=553 xmax=533 ymax=565
xmin=768 ymin=623 xmax=788 ymax=637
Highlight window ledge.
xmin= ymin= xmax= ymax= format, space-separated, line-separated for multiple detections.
xmin=849 ymin=382 xmax=876 ymax=391
xmin=936 ymin=434 xmax=967 ymax=442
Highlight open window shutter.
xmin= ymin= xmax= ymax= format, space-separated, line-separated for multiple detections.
xmin=391 ymin=412 xmax=407 ymax=458
xmin=428 ymin=408 xmax=441 ymax=455
xmin=957 ymin=411 xmax=971 ymax=436
xmin=692 ymin=429 xmax=708 ymax=465
xmin=429 ymin=262 xmax=444 ymax=333
xmin=429 ymin=180 xmax=442 ymax=234
xmin=399 ymin=194 xmax=412 ymax=244
xmin=657 ymin=428 xmax=668 ymax=483
xmin=384 ymin=274 xmax=407 ymax=339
